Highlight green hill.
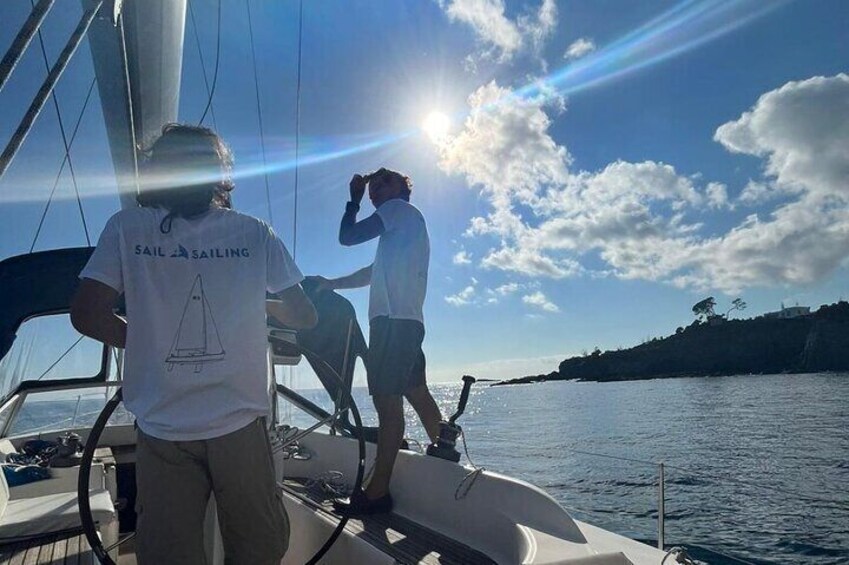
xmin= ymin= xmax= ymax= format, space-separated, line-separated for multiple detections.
xmin=495 ymin=301 xmax=849 ymax=385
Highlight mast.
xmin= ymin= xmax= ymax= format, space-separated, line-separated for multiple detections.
xmin=84 ymin=0 xmax=187 ymax=209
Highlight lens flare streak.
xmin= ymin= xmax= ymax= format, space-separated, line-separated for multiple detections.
xmin=0 ymin=0 xmax=790 ymax=204
xmin=518 ymin=0 xmax=788 ymax=100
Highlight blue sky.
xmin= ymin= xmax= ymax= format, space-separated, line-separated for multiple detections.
xmin=1 ymin=0 xmax=848 ymax=383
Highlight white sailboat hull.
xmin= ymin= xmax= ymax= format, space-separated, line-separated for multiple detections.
xmin=267 ymin=432 xmax=667 ymax=565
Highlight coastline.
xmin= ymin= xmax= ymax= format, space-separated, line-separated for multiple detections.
xmin=495 ymin=301 xmax=849 ymax=386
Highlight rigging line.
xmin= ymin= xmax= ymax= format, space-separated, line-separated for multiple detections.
xmin=564 ymin=447 xmax=660 ymax=467
xmin=292 ymin=0 xmax=303 ymax=259
xmin=30 ymin=2 xmax=90 ymax=246
xmin=684 ymin=543 xmax=759 ymax=565
xmin=0 ymin=2 xmax=101 ymax=180
xmin=0 ymin=0 xmax=55 ymax=94
xmin=188 ymin=1 xmax=217 ymax=129
xmin=564 ymin=446 xmax=849 ymax=510
xmin=118 ymin=10 xmax=141 ymax=200
xmin=245 ymin=0 xmax=274 ymax=228
xmin=30 ymin=76 xmax=97 ymax=253
xmin=659 ymin=460 xmax=849 ymax=511
xmin=35 ymin=335 xmax=85 ymax=381
xmin=195 ymin=0 xmax=222 ymax=127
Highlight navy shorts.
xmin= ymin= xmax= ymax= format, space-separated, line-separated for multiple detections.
xmin=367 ymin=316 xmax=426 ymax=396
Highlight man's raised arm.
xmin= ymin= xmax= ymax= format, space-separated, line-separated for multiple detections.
xmin=339 ymin=174 xmax=384 ymax=246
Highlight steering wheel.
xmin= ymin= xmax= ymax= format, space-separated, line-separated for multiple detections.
xmin=77 ymin=388 xmax=124 ymax=565
xmin=78 ymin=345 xmax=367 ymax=565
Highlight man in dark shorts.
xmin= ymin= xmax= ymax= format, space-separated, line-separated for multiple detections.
xmin=309 ymin=168 xmax=442 ymax=514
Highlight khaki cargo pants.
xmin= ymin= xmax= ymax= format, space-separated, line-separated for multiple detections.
xmin=135 ymin=418 xmax=289 ymax=565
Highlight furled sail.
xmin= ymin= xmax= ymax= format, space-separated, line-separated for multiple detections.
xmin=84 ymin=0 xmax=187 ymax=209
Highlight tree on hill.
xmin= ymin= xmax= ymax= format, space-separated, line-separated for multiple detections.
xmin=692 ymin=296 xmax=716 ymax=321
xmin=726 ymin=298 xmax=747 ymax=318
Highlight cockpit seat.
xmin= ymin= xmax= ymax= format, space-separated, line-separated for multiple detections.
xmin=0 ymin=457 xmax=117 ymax=542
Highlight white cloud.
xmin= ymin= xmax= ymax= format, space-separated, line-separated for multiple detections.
xmin=439 ymin=81 xmax=570 ymax=208
xmin=494 ymin=282 xmax=521 ymax=295
xmin=482 ymin=246 xmax=582 ymax=278
xmin=522 ymin=291 xmax=560 ymax=312
xmin=715 ymin=74 xmax=849 ymax=197
xmin=439 ymin=82 xmax=706 ymax=283
xmin=705 ymin=182 xmax=729 ymax=209
xmin=438 ymin=75 xmax=849 ymax=293
xmin=736 ymin=179 xmax=800 ymax=205
xmin=453 ymin=250 xmax=472 ymax=265
xmin=521 ymin=0 xmax=558 ymax=56
xmin=669 ymin=199 xmax=849 ymax=293
xmin=483 ymin=281 xmax=521 ymax=304
xmin=439 ymin=0 xmax=557 ymax=63
xmin=564 ymin=37 xmax=595 ymax=60
xmin=441 ymin=0 xmax=521 ymax=62
xmin=445 ymin=284 xmax=477 ymax=306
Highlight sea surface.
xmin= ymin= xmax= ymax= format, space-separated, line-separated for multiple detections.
xmin=288 ymin=372 xmax=849 ymax=565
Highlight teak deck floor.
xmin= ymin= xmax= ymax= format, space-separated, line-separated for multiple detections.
xmin=0 ymin=530 xmax=92 ymax=565
xmin=282 ymin=478 xmax=496 ymax=565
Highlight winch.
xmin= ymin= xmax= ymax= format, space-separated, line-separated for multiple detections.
xmin=427 ymin=375 xmax=476 ymax=462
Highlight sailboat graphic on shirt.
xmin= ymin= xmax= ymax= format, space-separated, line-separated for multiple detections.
xmin=166 ymin=274 xmax=225 ymax=373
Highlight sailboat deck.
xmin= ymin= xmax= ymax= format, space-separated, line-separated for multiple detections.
xmin=281 ymin=478 xmax=496 ymax=565
xmin=0 ymin=529 xmax=92 ymax=565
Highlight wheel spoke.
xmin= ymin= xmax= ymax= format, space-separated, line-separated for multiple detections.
xmin=103 ymin=532 xmax=135 ymax=554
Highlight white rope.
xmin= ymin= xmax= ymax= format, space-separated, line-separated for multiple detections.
xmin=303 ymin=470 xmax=347 ymax=498
xmin=404 ymin=437 xmax=424 ymax=454
xmin=454 ymin=427 xmax=485 ymax=500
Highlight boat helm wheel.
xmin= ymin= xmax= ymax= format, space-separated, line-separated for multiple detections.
xmin=291 ymin=345 xmax=368 ymax=565
xmin=78 ymin=344 xmax=367 ymax=565
xmin=77 ymin=389 xmax=125 ymax=565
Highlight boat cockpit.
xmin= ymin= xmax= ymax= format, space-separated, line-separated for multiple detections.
xmin=0 ymin=247 xmax=668 ymax=564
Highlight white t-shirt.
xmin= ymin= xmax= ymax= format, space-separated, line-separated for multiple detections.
xmin=80 ymin=207 xmax=303 ymax=441
xmin=369 ymin=199 xmax=430 ymax=323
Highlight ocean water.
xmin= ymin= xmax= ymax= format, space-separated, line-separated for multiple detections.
xmin=10 ymin=373 xmax=845 ymax=563
xmin=290 ymin=372 xmax=849 ymax=565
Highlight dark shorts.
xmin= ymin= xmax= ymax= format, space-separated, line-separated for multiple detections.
xmin=367 ymin=316 xmax=426 ymax=396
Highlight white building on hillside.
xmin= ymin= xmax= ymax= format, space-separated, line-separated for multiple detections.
xmin=763 ymin=305 xmax=811 ymax=319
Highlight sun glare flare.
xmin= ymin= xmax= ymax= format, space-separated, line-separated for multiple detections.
xmin=518 ymin=0 xmax=784 ymax=100
xmin=422 ymin=111 xmax=451 ymax=144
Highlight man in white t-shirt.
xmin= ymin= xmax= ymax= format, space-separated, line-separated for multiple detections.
xmin=70 ymin=124 xmax=316 ymax=564
xmin=309 ymin=168 xmax=442 ymax=515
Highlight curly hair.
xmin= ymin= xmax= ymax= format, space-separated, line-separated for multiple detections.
xmin=137 ymin=124 xmax=235 ymax=231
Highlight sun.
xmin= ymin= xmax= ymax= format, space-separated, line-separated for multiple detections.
xmin=422 ymin=111 xmax=451 ymax=144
